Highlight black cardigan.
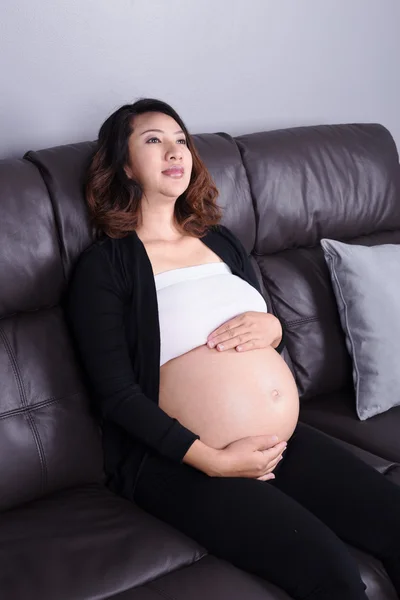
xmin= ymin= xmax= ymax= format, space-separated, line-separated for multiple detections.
xmin=66 ymin=224 xmax=285 ymax=497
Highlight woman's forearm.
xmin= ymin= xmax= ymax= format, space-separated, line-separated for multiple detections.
xmin=183 ymin=439 xmax=223 ymax=476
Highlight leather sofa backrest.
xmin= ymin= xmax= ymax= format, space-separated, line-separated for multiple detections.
xmin=0 ymin=157 xmax=103 ymax=511
xmin=25 ymin=142 xmax=97 ymax=279
xmin=237 ymin=124 xmax=400 ymax=399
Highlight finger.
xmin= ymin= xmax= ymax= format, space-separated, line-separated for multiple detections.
xmin=257 ymin=473 xmax=276 ymax=482
xmin=207 ymin=325 xmax=250 ymax=349
xmin=251 ymin=435 xmax=281 ymax=450
xmin=235 ymin=339 xmax=261 ymax=352
xmin=255 ymin=439 xmax=287 ymax=454
xmin=262 ymin=442 xmax=287 ymax=461
xmin=207 ymin=313 xmax=248 ymax=341
xmin=256 ymin=448 xmax=285 ymax=473
xmin=265 ymin=453 xmax=284 ymax=473
xmin=214 ymin=333 xmax=256 ymax=352
xmin=261 ymin=456 xmax=281 ymax=476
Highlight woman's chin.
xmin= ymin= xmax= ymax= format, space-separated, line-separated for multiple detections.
xmin=160 ymin=181 xmax=190 ymax=199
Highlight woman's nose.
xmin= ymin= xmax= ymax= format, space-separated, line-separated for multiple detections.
xmin=165 ymin=145 xmax=183 ymax=161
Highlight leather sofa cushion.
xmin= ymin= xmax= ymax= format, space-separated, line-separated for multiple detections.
xmin=0 ymin=308 xmax=103 ymax=511
xmin=255 ymin=249 xmax=353 ymax=398
xmin=193 ymin=133 xmax=257 ymax=254
xmin=0 ymin=158 xmax=64 ymax=318
xmin=236 ymin=124 xmax=400 ymax=255
xmin=318 ymin=425 xmax=399 ymax=475
xmin=25 ymin=142 xmax=97 ymax=277
xmin=350 ymin=548 xmax=398 ymax=600
xmin=0 ymin=484 xmax=205 ymax=600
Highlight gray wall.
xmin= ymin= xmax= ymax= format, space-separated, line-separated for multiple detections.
xmin=1 ymin=0 xmax=400 ymax=159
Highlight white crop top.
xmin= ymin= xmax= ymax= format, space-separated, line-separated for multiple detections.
xmin=154 ymin=261 xmax=268 ymax=366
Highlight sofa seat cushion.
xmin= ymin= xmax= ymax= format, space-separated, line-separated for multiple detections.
xmin=301 ymin=389 xmax=400 ymax=463
xmin=349 ymin=548 xmax=398 ymax=600
xmin=0 ymin=484 xmax=205 ymax=600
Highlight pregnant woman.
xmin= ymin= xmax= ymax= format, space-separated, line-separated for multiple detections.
xmin=67 ymin=99 xmax=400 ymax=600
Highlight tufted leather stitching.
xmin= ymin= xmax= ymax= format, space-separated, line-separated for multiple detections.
xmin=285 ymin=316 xmax=321 ymax=327
xmin=0 ymin=391 xmax=82 ymax=421
xmin=0 ymin=304 xmax=58 ymax=322
xmin=24 ymin=154 xmax=67 ymax=282
xmin=234 ymin=139 xmax=260 ymax=247
xmin=0 ymin=326 xmax=48 ymax=492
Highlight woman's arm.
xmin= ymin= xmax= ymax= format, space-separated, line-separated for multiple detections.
xmin=65 ymin=245 xmax=199 ymax=462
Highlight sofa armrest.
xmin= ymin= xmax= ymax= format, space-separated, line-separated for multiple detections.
xmin=333 ymin=436 xmax=398 ymax=473
xmin=303 ymin=422 xmax=400 ymax=483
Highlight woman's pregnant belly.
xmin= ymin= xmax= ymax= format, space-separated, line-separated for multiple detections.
xmin=159 ymin=344 xmax=300 ymax=449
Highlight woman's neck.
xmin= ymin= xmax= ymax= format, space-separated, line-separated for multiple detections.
xmin=136 ymin=203 xmax=184 ymax=243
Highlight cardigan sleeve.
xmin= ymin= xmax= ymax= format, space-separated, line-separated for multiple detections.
xmin=218 ymin=225 xmax=286 ymax=355
xmin=65 ymin=245 xmax=199 ymax=462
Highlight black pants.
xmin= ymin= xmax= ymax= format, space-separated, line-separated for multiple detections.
xmin=134 ymin=423 xmax=400 ymax=600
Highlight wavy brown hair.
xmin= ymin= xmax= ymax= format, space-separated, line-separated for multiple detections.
xmin=86 ymin=98 xmax=222 ymax=238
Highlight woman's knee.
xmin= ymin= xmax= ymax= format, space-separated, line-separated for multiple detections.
xmin=252 ymin=529 xmax=367 ymax=600
xmin=292 ymin=541 xmax=366 ymax=600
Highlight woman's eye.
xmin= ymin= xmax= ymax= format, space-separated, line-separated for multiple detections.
xmin=145 ymin=137 xmax=186 ymax=145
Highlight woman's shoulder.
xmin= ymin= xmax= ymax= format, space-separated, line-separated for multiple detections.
xmin=70 ymin=233 xmax=141 ymax=291
xmin=207 ymin=224 xmax=247 ymax=257
xmin=77 ymin=232 xmax=139 ymax=266
xmin=72 ymin=236 xmax=114 ymax=273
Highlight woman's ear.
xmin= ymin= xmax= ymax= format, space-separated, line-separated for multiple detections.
xmin=124 ymin=165 xmax=132 ymax=179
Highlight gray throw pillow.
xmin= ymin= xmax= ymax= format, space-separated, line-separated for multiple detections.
xmin=321 ymin=239 xmax=400 ymax=420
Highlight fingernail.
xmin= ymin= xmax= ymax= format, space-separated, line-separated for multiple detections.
xmin=208 ymin=341 xmax=215 ymax=348
xmin=217 ymin=344 xmax=224 ymax=351
xmin=271 ymin=436 xmax=279 ymax=443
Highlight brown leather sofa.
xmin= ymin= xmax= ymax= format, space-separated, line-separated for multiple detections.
xmin=1 ymin=123 xmax=399 ymax=600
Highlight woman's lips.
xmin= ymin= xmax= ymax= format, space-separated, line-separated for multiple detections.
xmin=162 ymin=166 xmax=184 ymax=178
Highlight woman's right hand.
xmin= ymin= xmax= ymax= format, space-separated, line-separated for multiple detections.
xmin=214 ymin=435 xmax=287 ymax=481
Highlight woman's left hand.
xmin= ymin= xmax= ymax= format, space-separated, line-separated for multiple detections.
xmin=206 ymin=311 xmax=282 ymax=353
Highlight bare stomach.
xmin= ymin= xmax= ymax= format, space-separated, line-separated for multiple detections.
xmin=159 ymin=344 xmax=300 ymax=449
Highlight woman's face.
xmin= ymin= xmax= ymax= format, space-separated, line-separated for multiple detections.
xmin=125 ymin=111 xmax=193 ymax=201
